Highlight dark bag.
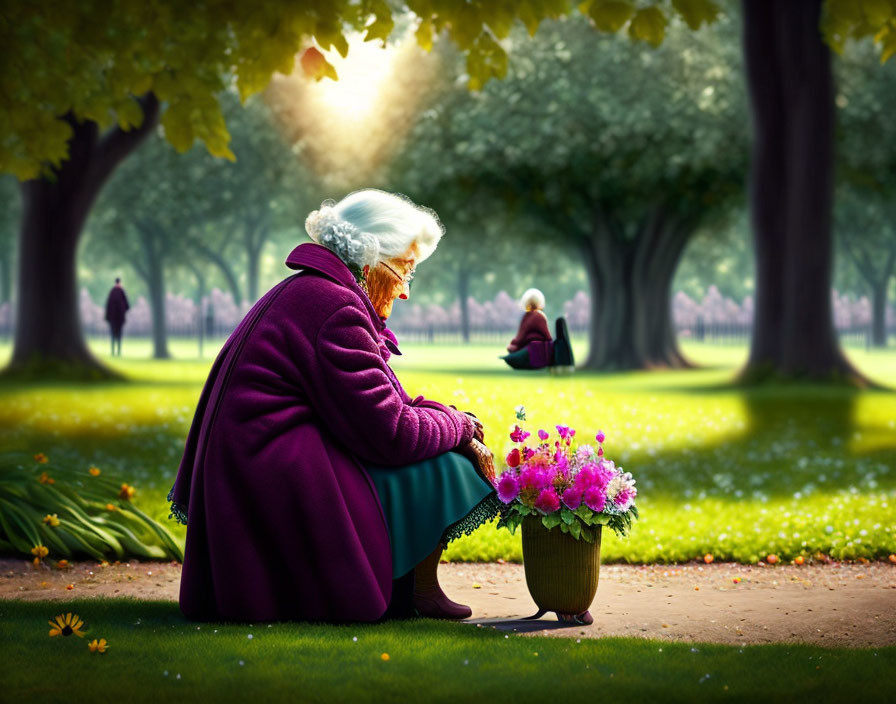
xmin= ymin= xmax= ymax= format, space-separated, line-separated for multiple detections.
xmin=553 ymin=317 xmax=575 ymax=367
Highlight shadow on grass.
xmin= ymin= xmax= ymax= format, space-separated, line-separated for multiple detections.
xmin=1 ymin=598 xmax=894 ymax=703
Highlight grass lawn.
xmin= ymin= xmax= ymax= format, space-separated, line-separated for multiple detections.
xmin=0 ymin=339 xmax=894 ymax=564
xmin=1 ymin=599 xmax=893 ymax=703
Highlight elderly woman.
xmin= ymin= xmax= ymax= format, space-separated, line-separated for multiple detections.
xmin=503 ymin=288 xmax=554 ymax=369
xmin=169 ymin=190 xmax=500 ymax=622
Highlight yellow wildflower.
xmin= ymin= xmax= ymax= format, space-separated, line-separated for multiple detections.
xmin=42 ymin=514 xmax=60 ymax=527
xmin=118 ymin=483 xmax=136 ymax=501
xmin=56 ymin=560 xmax=70 ymax=569
xmin=34 ymin=453 xmax=49 ymax=464
xmin=88 ymin=466 xmax=101 ymax=477
xmin=31 ymin=545 xmax=49 ymax=560
xmin=38 ymin=471 xmax=55 ymax=484
xmin=48 ymin=612 xmax=86 ymax=638
xmin=88 ymin=638 xmax=109 ymax=653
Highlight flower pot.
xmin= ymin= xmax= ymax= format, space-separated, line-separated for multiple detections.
xmin=521 ymin=514 xmax=601 ymax=623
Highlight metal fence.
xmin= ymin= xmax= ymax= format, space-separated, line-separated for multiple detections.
xmin=0 ymin=318 xmax=892 ymax=348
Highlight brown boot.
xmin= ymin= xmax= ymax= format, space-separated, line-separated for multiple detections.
xmin=412 ymin=544 xmax=472 ymax=620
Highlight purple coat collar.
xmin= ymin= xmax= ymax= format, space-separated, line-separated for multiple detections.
xmin=285 ymin=243 xmax=401 ymax=356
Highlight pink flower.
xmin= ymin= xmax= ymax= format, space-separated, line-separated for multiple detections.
xmin=538 ymin=429 xmax=549 ymax=441
xmin=522 ymin=447 xmax=535 ymax=460
xmin=562 ymin=485 xmax=583 ymax=510
xmin=597 ymin=446 xmax=604 ymax=457
xmin=595 ymin=430 xmax=605 ymax=444
xmin=575 ymin=462 xmax=613 ymax=490
xmin=613 ymin=486 xmax=637 ymax=511
xmin=505 ymin=448 xmax=521 ymax=468
xmin=556 ymin=424 xmax=571 ymax=440
xmin=510 ymin=425 xmax=530 ymax=443
xmin=519 ymin=466 xmax=551 ymax=491
xmin=534 ymin=488 xmax=560 ymax=513
xmin=583 ymin=486 xmax=607 ymax=512
xmin=497 ymin=472 xmax=520 ymax=503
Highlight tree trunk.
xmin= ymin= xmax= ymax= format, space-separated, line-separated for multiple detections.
xmin=190 ymin=264 xmax=206 ymax=359
xmin=579 ymin=231 xmax=639 ymax=370
xmin=579 ymin=211 xmax=695 ymax=371
xmin=245 ymin=218 xmax=269 ymax=304
xmin=0 ymin=250 xmax=10 ymax=304
xmin=640 ymin=219 xmax=697 ymax=369
xmin=193 ymin=240 xmax=242 ymax=308
xmin=246 ymin=239 xmax=263 ymax=305
xmin=135 ymin=222 xmax=170 ymax=360
xmin=871 ymin=281 xmax=887 ymax=348
xmin=457 ymin=265 xmax=470 ymax=343
xmin=4 ymin=95 xmax=159 ymax=379
xmin=741 ymin=0 xmax=863 ymax=384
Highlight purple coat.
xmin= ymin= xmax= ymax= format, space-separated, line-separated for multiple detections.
xmin=169 ymin=243 xmax=475 ymax=622
xmin=104 ymin=286 xmax=130 ymax=329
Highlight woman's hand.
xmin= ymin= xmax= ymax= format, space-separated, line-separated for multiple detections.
xmin=454 ymin=438 xmax=496 ymax=486
xmin=449 ymin=405 xmax=485 ymax=443
xmin=465 ymin=412 xmax=484 ymax=443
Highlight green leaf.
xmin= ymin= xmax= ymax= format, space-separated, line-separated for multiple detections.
xmin=863 ymin=0 xmax=894 ymax=28
xmin=671 ymin=0 xmax=721 ymax=31
xmin=568 ymin=520 xmax=582 ymax=539
xmin=878 ymin=22 xmax=896 ymax=62
xmin=581 ymin=526 xmax=595 ymax=543
xmin=560 ymin=522 xmax=570 ymax=533
xmin=542 ymin=512 xmax=562 ymax=529
xmin=629 ymin=6 xmax=667 ymax=47
xmin=560 ymin=508 xmax=575 ymax=525
xmin=587 ymin=1 xmax=635 ymax=33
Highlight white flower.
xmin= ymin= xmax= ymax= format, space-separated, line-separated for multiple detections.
xmin=606 ymin=475 xmax=627 ymax=500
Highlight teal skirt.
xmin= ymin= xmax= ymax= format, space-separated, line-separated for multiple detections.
xmin=366 ymin=452 xmax=501 ymax=579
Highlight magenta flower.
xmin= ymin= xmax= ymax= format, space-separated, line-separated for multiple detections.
xmin=597 ymin=446 xmax=604 ymax=457
xmin=576 ymin=462 xmax=613 ymax=490
xmin=522 ymin=447 xmax=535 ymax=460
xmin=562 ymin=485 xmax=583 ymax=510
xmin=554 ymin=453 xmax=569 ymax=476
xmin=583 ymin=486 xmax=607 ymax=512
xmin=570 ymin=429 xmax=576 ymax=438
xmin=595 ymin=430 xmax=606 ymax=444
xmin=497 ymin=472 xmax=520 ymax=503
xmin=534 ymin=487 xmax=561 ymax=513
xmin=555 ymin=424 xmax=571 ymax=440
xmin=510 ymin=425 xmax=530 ymax=443
xmin=519 ymin=466 xmax=551 ymax=491
xmin=538 ymin=429 xmax=549 ymax=441
xmin=505 ymin=448 xmax=521 ymax=468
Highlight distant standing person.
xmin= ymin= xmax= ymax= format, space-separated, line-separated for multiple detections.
xmin=104 ymin=277 xmax=130 ymax=356
xmin=502 ymin=288 xmax=554 ymax=369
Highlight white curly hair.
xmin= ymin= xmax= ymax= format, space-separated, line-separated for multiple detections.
xmin=305 ymin=189 xmax=444 ymax=270
xmin=519 ymin=288 xmax=546 ymax=312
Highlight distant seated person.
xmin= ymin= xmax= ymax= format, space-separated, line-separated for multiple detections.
xmin=503 ymin=288 xmax=554 ymax=370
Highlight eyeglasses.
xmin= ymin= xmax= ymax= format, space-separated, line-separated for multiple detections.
xmin=379 ymin=261 xmax=415 ymax=288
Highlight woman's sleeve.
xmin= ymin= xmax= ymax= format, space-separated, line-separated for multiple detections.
xmin=308 ymin=304 xmax=475 ymax=466
xmin=507 ymin=315 xmax=525 ymax=352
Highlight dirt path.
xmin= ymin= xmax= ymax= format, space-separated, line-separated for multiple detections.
xmin=3 ymin=559 xmax=894 ymax=647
